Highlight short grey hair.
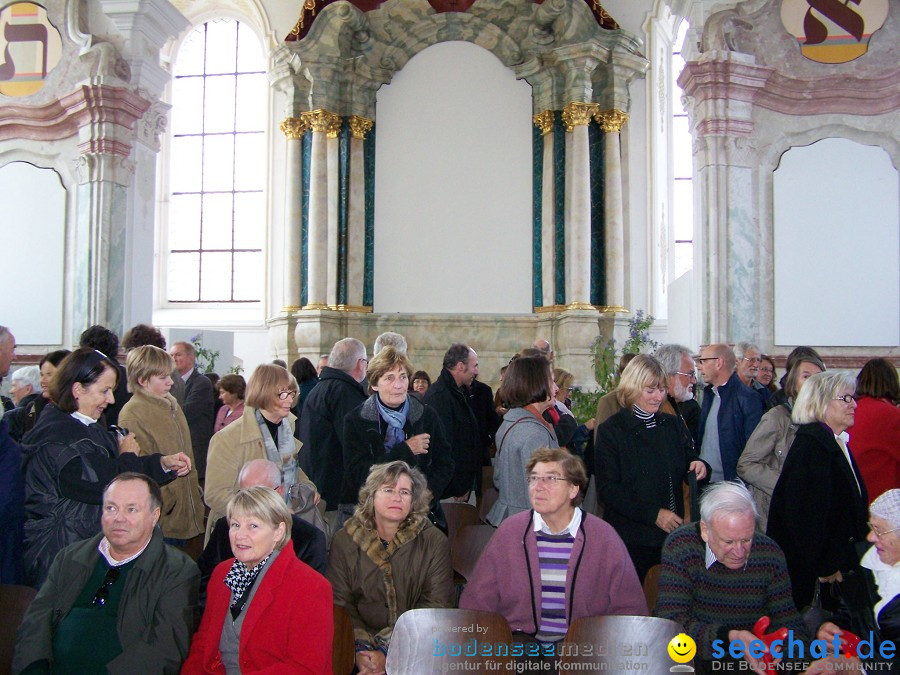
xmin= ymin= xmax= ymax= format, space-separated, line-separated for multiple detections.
xmin=655 ymin=344 xmax=693 ymax=375
xmin=374 ymin=332 xmax=407 ymax=355
xmin=699 ymin=481 xmax=759 ymax=524
xmin=792 ymin=371 xmax=857 ymax=425
xmin=11 ymin=365 xmax=42 ymax=393
xmin=735 ymin=342 xmax=761 ymax=360
xmin=328 ymin=337 xmax=367 ymax=372
xmin=238 ymin=459 xmax=281 ymax=489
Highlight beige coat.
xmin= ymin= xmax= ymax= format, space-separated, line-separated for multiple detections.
xmin=203 ymin=405 xmax=314 ymax=543
xmin=118 ymin=389 xmax=204 ymax=539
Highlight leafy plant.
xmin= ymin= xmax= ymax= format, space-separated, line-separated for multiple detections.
xmin=190 ymin=333 xmax=220 ymax=374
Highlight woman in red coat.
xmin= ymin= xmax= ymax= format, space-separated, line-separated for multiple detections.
xmin=850 ymin=358 xmax=900 ymax=505
xmin=182 ymin=486 xmax=333 ymax=674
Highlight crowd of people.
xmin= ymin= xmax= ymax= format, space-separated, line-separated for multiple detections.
xmin=0 ymin=322 xmax=897 ymax=674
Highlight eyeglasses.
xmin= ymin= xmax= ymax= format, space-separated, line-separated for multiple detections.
xmin=868 ymin=522 xmax=900 ymax=538
xmin=675 ymin=371 xmax=697 ymax=381
xmin=833 ymin=394 xmax=859 ymax=404
xmin=379 ymin=487 xmax=412 ymax=499
xmin=741 ymin=356 xmax=762 ymax=364
xmin=527 ymin=475 xmax=570 ymax=486
xmin=277 ymin=390 xmax=298 ymax=401
xmin=92 ymin=566 xmax=121 ymax=606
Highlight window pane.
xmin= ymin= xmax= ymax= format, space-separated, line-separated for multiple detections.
xmin=235 ymin=74 xmax=266 ymax=132
xmin=204 ymin=20 xmax=237 ymax=75
xmin=169 ymin=194 xmax=201 ymax=250
xmin=168 ymin=253 xmax=200 ymax=301
xmin=170 ymin=136 xmax=202 ymax=193
xmin=203 ymin=135 xmax=234 ymax=192
xmin=174 ymin=28 xmax=205 ymax=77
xmin=172 ymin=77 xmax=204 ymax=135
xmin=673 ymin=241 xmax=693 ymax=280
xmin=233 ymin=252 xmax=263 ymax=301
xmin=201 ymin=193 xmax=234 ymax=250
xmin=234 ymin=193 xmax=264 ymax=250
xmin=200 ymin=252 xmax=233 ymax=300
xmin=673 ymin=116 xmax=693 ymax=178
xmin=236 ymin=24 xmax=264 ymax=73
xmin=234 ymin=133 xmax=264 ymax=191
xmin=204 ymin=75 xmax=236 ymax=133
xmin=673 ymin=179 xmax=694 ymax=241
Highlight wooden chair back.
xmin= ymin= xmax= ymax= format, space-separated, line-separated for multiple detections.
xmin=385 ymin=608 xmax=514 ymax=674
xmin=478 ymin=486 xmax=499 ymax=523
xmin=451 ymin=524 xmax=496 ymax=582
xmin=0 ymin=584 xmax=37 ymax=675
xmin=332 ymin=604 xmax=356 ymax=675
xmin=442 ymin=502 xmax=480 ymax=552
xmin=557 ymin=615 xmax=690 ymax=671
xmin=642 ymin=564 xmax=662 ymax=613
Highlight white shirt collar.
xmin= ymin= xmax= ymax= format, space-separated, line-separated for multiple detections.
xmin=71 ymin=411 xmax=97 ymax=426
xmin=532 ymin=508 xmax=582 ymax=537
xmin=98 ymin=535 xmax=152 ymax=567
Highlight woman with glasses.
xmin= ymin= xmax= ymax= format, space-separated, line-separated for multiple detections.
xmin=738 ymin=354 xmax=826 ymax=530
xmin=204 ymin=364 xmax=318 ymax=544
xmin=767 ymin=371 xmax=870 ymax=611
xmin=461 ymin=448 xmax=646 ymax=659
xmin=21 ymin=348 xmax=192 ymax=587
xmin=327 ymin=461 xmax=452 ymax=675
xmin=757 ymin=355 xmax=778 ymax=393
xmin=594 ymin=354 xmax=707 ymax=582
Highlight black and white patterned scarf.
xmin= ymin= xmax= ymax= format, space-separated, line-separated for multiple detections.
xmin=223 ymin=553 xmax=272 ymax=608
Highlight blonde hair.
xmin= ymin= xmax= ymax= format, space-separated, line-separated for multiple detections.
xmin=792 ymin=371 xmax=857 ymax=425
xmin=245 ymin=363 xmax=297 ymax=410
xmin=226 ymin=486 xmax=292 ymax=549
xmin=366 ymin=346 xmax=413 ymax=388
xmin=350 ymin=461 xmax=431 ymax=532
xmin=616 ymin=354 xmax=667 ymax=408
xmin=126 ymin=345 xmax=175 ymax=393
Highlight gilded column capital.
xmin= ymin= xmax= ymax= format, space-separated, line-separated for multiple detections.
xmin=349 ymin=115 xmax=373 ymax=140
xmin=562 ymin=102 xmax=599 ymax=132
xmin=594 ymin=109 xmax=629 ymax=133
xmin=301 ymin=109 xmax=342 ymax=138
xmin=532 ymin=111 xmax=555 ymax=136
xmin=279 ymin=117 xmax=309 ymax=140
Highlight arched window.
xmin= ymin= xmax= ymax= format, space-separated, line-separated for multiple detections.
xmin=671 ymin=19 xmax=693 ymax=279
xmin=162 ymin=18 xmax=266 ymax=305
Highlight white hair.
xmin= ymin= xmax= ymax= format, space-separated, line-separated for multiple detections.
xmin=373 ymin=332 xmax=407 ymax=355
xmin=870 ymin=489 xmax=900 ymax=531
xmin=11 ymin=365 xmax=42 ymax=393
xmin=735 ymin=342 xmax=761 ymax=360
xmin=699 ymin=481 xmax=758 ymax=524
xmin=238 ymin=459 xmax=281 ymax=489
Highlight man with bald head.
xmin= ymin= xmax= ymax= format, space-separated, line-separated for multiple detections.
xmin=695 ymin=344 xmax=764 ymax=483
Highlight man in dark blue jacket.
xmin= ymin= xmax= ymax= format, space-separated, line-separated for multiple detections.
xmin=696 ymin=343 xmax=764 ymax=482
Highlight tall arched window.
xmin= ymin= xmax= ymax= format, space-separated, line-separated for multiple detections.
xmin=163 ymin=18 xmax=266 ymax=305
xmin=671 ymin=19 xmax=693 ymax=279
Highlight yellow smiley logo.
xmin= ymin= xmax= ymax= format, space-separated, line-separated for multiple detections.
xmin=667 ymin=633 xmax=696 ymax=664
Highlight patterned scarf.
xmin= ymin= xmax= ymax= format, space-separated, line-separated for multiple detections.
xmin=224 ymin=553 xmax=272 ymax=608
xmin=375 ymin=395 xmax=409 ymax=450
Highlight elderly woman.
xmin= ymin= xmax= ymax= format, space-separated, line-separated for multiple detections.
xmin=767 ymin=371 xmax=869 ymax=611
xmin=327 ymin=461 xmax=452 ymax=675
xmin=21 ymin=348 xmax=191 ymax=587
xmin=213 ymin=374 xmax=245 ymax=433
xmin=737 ymin=354 xmax=825 ymax=530
xmin=204 ymin=364 xmax=317 ymax=543
xmin=594 ymin=354 xmax=707 ymax=581
xmin=118 ymin=346 xmax=204 ymax=546
xmin=183 ymin=486 xmax=333 ymax=673
xmin=849 ymin=358 xmax=900 ymax=505
xmin=487 ymin=355 xmax=560 ymax=526
xmin=342 ymin=347 xmax=453 ymax=517
xmin=461 ymin=448 xmax=645 ymax=654
xmin=3 ymin=365 xmax=41 ymax=442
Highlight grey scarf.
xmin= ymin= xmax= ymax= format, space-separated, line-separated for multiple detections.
xmin=254 ymin=409 xmax=297 ymax=501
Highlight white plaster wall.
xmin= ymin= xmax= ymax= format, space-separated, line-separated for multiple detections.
xmin=373 ymin=41 xmax=533 ymax=314
xmin=0 ymin=162 xmax=66 ymax=344
xmin=773 ymin=138 xmax=899 ymax=347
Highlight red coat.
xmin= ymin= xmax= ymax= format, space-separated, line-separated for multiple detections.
xmin=182 ymin=542 xmax=333 ymax=674
xmin=850 ymin=396 xmax=900 ymax=504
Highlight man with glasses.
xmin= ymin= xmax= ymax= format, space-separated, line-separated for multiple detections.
xmin=14 ymin=473 xmax=199 ymax=673
xmin=170 ymin=340 xmax=215 ymax=481
xmin=655 ymin=343 xmax=702 ymax=447
xmin=297 ymin=337 xmax=368 ymax=531
xmin=696 ymin=344 xmax=764 ymax=483
xmin=735 ymin=341 xmax=772 ymax=405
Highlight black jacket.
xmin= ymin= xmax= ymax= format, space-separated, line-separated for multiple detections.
xmin=767 ymin=421 xmax=869 ymax=610
xmin=21 ymin=405 xmax=174 ymax=588
xmin=595 ymin=407 xmax=702 ymax=548
xmin=3 ymin=392 xmax=41 ymax=442
xmin=182 ymin=369 xmax=215 ymax=479
xmin=297 ymin=367 xmax=367 ymax=510
xmin=342 ymin=394 xmax=455 ymax=505
xmin=423 ymin=369 xmax=481 ymax=498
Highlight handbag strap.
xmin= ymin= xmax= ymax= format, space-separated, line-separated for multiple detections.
xmin=496 ymin=417 xmax=531 ymax=455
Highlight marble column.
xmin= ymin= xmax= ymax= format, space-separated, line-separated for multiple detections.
xmin=347 ymin=116 xmax=373 ymax=308
xmin=595 ymin=109 xmax=629 ymax=312
xmin=533 ymin=111 xmax=556 ymax=308
xmin=280 ymin=117 xmax=308 ymax=311
xmin=301 ymin=109 xmax=341 ymax=309
xmin=562 ymin=102 xmax=597 ymax=309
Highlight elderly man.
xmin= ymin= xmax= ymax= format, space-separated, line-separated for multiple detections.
xmin=533 ymin=338 xmax=554 ymax=362
xmin=735 ymin=341 xmax=772 ymax=405
xmin=14 ymin=473 xmax=199 ymax=673
xmin=297 ymin=337 xmax=367 ymax=529
xmin=3 ymin=365 xmax=42 ymax=443
xmin=197 ymin=459 xmax=327 ymax=606
xmin=373 ymin=331 xmax=407 ymax=355
xmin=656 ymin=481 xmax=808 ymax=672
xmin=655 ymin=344 xmax=701 ymax=447
xmin=170 ymin=341 xmax=215 ymax=481
xmin=696 ymin=343 xmax=764 ymax=482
